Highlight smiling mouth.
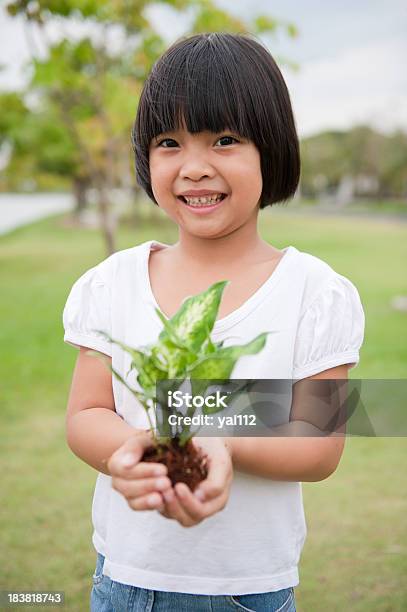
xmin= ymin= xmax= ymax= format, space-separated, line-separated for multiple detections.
xmin=177 ymin=194 xmax=227 ymax=207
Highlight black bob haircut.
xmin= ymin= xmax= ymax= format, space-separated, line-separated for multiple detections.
xmin=132 ymin=32 xmax=300 ymax=209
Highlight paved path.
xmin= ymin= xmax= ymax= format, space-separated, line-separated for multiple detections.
xmin=0 ymin=193 xmax=75 ymax=235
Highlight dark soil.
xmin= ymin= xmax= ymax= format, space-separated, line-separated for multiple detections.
xmin=142 ymin=437 xmax=208 ymax=492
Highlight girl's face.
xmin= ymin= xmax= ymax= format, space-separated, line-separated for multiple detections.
xmin=148 ymin=125 xmax=262 ymax=239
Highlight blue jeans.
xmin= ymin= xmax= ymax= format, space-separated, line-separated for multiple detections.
xmin=90 ymin=553 xmax=296 ymax=612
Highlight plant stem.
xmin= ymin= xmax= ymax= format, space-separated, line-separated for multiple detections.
xmin=141 ymin=400 xmax=158 ymax=443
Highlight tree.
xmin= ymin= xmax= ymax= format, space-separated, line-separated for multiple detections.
xmin=6 ymin=0 xmax=298 ymax=255
xmin=0 ymin=90 xmax=89 ymax=196
xmin=300 ymin=126 xmax=407 ymax=201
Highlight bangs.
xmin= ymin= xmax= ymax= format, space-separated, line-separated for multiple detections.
xmin=137 ymin=36 xmax=258 ymax=143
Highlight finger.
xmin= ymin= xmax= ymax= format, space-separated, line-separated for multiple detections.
xmin=112 ymin=475 xmax=172 ymax=499
xmin=128 ymin=491 xmax=165 ymax=511
xmin=117 ymin=461 xmax=168 ymax=481
xmin=158 ymin=507 xmax=171 ymax=519
xmin=173 ymin=482 xmax=207 ymax=522
xmin=161 ymin=487 xmax=196 ymax=527
xmin=107 ymin=431 xmax=153 ymax=476
xmin=193 ymin=464 xmax=230 ymax=502
xmin=177 ymin=482 xmax=229 ymax=518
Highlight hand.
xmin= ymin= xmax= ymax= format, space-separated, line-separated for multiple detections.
xmin=107 ymin=430 xmax=172 ymax=512
xmin=159 ymin=437 xmax=234 ymax=528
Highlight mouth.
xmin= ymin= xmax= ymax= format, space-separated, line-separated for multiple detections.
xmin=177 ymin=193 xmax=228 ymax=213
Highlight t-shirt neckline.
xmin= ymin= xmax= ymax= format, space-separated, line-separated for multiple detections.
xmin=139 ymin=239 xmax=297 ymax=334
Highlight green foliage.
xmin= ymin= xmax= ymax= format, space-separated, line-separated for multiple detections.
xmin=285 ymin=22 xmax=299 ymax=38
xmin=0 ymin=92 xmax=28 ymax=144
xmin=4 ymin=0 xmax=295 ymax=195
xmin=0 ymin=91 xmax=79 ymax=190
xmin=253 ymin=15 xmax=298 ymax=38
xmin=301 ymin=126 xmax=407 ymax=199
xmin=88 ymin=280 xmax=269 ymax=443
xmin=130 ymin=32 xmax=167 ymax=80
xmin=254 ymin=15 xmax=279 ymax=33
xmin=162 ymin=280 xmax=228 ymax=354
xmin=191 ymin=0 xmax=247 ymax=32
xmin=190 ymin=333 xmax=267 ymax=381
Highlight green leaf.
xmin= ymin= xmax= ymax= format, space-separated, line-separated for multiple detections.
xmin=215 ymin=332 xmax=270 ymax=362
xmin=187 ymin=333 xmax=270 ymax=401
xmin=152 ymin=282 xmax=230 ymax=378
xmin=93 ymin=329 xmax=167 ymax=393
xmin=189 ymin=332 xmax=270 ymax=379
xmin=163 ymin=280 xmax=229 ymax=353
xmin=203 ymin=335 xmax=216 ymax=354
xmin=155 ymin=308 xmax=191 ymax=351
xmin=154 ymin=338 xmax=197 ymax=379
xmin=190 ymin=355 xmax=236 ymax=381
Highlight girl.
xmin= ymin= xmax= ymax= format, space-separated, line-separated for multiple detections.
xmin=63 ymin=32 xmax=365 ymax=611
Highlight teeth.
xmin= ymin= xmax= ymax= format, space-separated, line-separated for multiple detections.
xmin=183 ymin=194 xmax=224 ymax=206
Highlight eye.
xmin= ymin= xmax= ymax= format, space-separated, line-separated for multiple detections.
xmin=216 ymin=135 xmax=240 ymax=146
xmin=156 ymin=138 xmax=178 ymax=148
xmin=155 ymin=134 xmax=240 ymax=148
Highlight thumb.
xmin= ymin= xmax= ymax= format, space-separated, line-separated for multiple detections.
xmin=195 ymin=453 xmax=230 ymax=502
xmin=108 ymin=429 xmax=154 ymax=471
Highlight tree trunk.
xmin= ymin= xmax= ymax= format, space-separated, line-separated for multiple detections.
xmin=96 ymin=178 xmax=117 ymax=255
xmin=72 ymin=175 xmax=89 ymax=217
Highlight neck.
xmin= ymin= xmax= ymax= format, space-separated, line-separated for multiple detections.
xmin=170 ymin=214 xmax=273 ymax=273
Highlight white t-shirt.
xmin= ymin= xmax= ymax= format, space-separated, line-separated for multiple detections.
xmin=62 ymin=240 xmax=365 ymax=595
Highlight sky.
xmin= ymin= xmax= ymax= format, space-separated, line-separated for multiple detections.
xmin=0 ymin=0 xmax=406 ymax=137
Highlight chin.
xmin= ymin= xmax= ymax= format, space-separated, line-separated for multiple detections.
xmin=186 ymin=223 xmax=237 ymax=240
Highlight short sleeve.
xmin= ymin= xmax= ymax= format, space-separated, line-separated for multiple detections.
xmin=293 ymin=274 xmax=365 ymax=379
xmin=62 ymin=265 xmax=112 ymax=356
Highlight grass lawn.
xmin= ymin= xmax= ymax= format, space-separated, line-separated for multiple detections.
xmin=0 ymin=208 xmax=406 ymax=611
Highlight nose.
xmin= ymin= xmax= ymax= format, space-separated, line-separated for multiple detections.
xmin=179 ymin=155 xmax=216 ymax=181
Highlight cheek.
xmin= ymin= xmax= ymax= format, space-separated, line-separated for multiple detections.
xmin=233 ymin=158 xmax=262 ymax=198
xmin=149 ymin=163 xmax=172 ymax=201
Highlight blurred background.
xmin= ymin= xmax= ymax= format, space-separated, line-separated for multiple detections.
xmin=0 ymin=1 xmax=406 ymax=611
